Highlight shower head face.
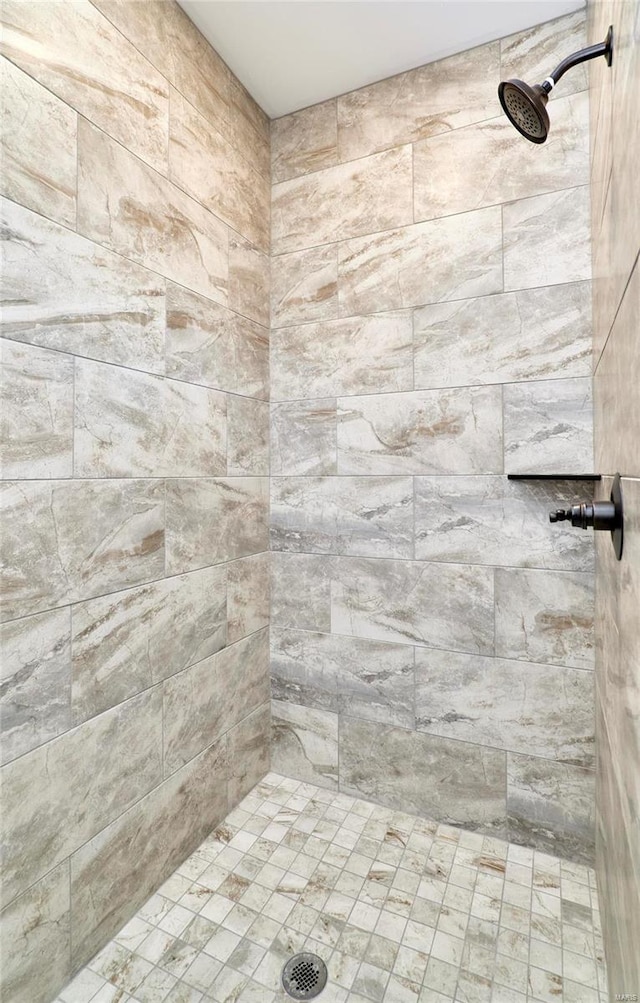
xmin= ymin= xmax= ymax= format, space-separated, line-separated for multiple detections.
xmin=498 ymin=79 xmax=550 ymax=143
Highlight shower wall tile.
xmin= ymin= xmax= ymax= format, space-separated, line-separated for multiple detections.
xmin=414 ymin=92 xmax=589 ymax=221
xmin=271 ymin=312 xmax=413 ymax=400
xmin=0 ymin=340 xmax=73 ymax=479
xmin=331 ymin=557 xmax=494 ymax=654
xmin=413 ymin=281 xmax=592 ymax=390
xmin=227 ymin=701 xmax=271 ymax=805
xmin=415 ymin=649 xmax=594 ymax=766
xmin=163 ymin=629 xmax=269 ymax=775
xmin=271 ymin=399 xmax=337 ymax=475
xmin=337 ymin=207 xmax=503 ymax=316
xmin=169 ymin=89 xmax=269 ymax=252
xmin=74 ymin=359 xmax=227 ymax=478
xmin=1 ymin=479 xmax=165 ymax=623
xmin=495 ymin=567 xmax=595 ymax=670
xmin=0 ymin=56 xmax=76 ymax=228
xmin=271 ymin=145 xmax=413 ymax=254
xmin=271 ymin=244 xmax=339 ymax=327
xmin=271 ymin=700 xmax=339 ymax=790
xmin=270 ymin=475 xmax=414 ymax=558
xmin=0 ymin=608 xmax=72 ymax=766
xmin=506 ymin=754 xmax=595 ymax=864
xmin=415 ymin=475 xmax=595 ymax=571
xmin=337 ymin=42 xmax=500 ymax=161
xmin=70 ymin=737 xmax=229 ymax=970
xmin=337 ymin=387 xmax=503 ymax=475
xmin=503 ymin=376 xmax=594 ymax=474
xmin=165 ymin=477 xmax=269 ymax=575
xmin=77 ymin=120 xmax=228 ymax=305
xmin=339 ymin=717 xmax=507 ymax=834
xmin=272 ymin=99 xmax=338 ymax=183
xmin=503 ymin=186 xmax=591 ymax=291
xmin=165 ymin=282 xmax=269 ymax=400
xmin=500 ymin=10 xmax=589 ymax=99
xmin=271 ymin=627 xmax=414 ymax=728
xmin=0 ymin=861 xmax=71 ymax=1003
xmin=227 ymin=552 xmax=270 ymax=644
xmin=0 ymin=198 xmax=166 ymax=374
xmin=71 ymin=566 xmax=227 ymax=725
xmin=0 ymin=0 xmax=169 ymax=173
xmin=1 ymin=687 xmax=163 ymax=905
xmin=271 ymin=552 xmax=332 ymax=632
xmin=228 ymin=232 xmax=270 ymax=328
xmin=227 ymin=395 xmax=269 ymax=475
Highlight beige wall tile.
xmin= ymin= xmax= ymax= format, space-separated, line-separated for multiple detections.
xmin=500 ymin=10 xmax=589 ymax=99
xmin=503 ymin=377 xmax=594 ymax=475
xmin=271 ymin=400 xmax=337 ymax=476
xmin=271 ymin=244 xmax=339 ymax=328
xmin=272 ymin=146 xmax=413 ymax=254
xmin=0 ymin=57 xmax=76 ymax=227
xmin=503 ymin=186 xmax=591 ymax=291
xmin=338 ymin=207 xmax=503 ymax=316
xmin=228 ymin=232 xmax=270 ymax=328
xmin=227 ymin=552 xmax=270 ymax=644
xmin=272 ymin=100 xmax=338 ymax=183
xmin=1 ymin=0 xmax=169 ymax=173
xmin=77 ymin=120 xmax=229 ymax=306
xmin=227 ymin=395 xmax=269 ymax=476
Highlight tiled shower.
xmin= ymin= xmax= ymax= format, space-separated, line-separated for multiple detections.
xmin=0 ymin=2 xmax=637 ymax=1002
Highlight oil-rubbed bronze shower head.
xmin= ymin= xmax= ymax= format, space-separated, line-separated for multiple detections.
xmin=498 ymin=79 xmax=549 ymax=143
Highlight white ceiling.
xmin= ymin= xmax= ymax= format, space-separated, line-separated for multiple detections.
xmin=179 ymin=0 xmax=585 ymax=119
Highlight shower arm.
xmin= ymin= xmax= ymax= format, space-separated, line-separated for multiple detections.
xmin=541 ymin=26 xmax=613 ymax=93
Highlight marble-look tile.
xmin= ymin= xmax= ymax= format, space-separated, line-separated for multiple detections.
xmin=413 ymin=282 xmax=592 ymax=390
xmin=271 ymin=553 xmax=332 ymax=632
xmin=337 ymin=208 xmax=503 ymax=316
xmin=226 ymin=75 xmax=271 ymax=181
xmin=414 ymin=92 xmax=588 ymax=222
xmin=0 ymin=608 xmax=71 ymax=765
xmin=272 ymin=146 xmax=413 ymax=254
xmin=495 ymin=568 xmax=595 ymax=670
xmin=70 ymin=738 xmax=229 ymax=969
xmin=1 ymin=340 xmax=73 ymax=478
xmin=1 ymin=479 xmax=164 ymax=622
xmin=340 ymin=717 xmax=507 ymax=834
xmin=331 ymin=557 xmax=494 ymax=655
xmin=337 ymin=43 xmax=500 ymax=161
xmin=77 ymin=121 xmax=228 ymax=305
xmin=503 ymin=187 xmax=591 ymax=291
xmin=271 ymin=245 xmax=339 ymax=328
xmin=74 ymin=359 xmax=227 ymax=477
xmin=415 ymin=650 xmax=594 ymax=767
xmin=271 ymin=627 xmax=414 ymax=728
xmin=0 ymin=197 xmax=165 ymax=373
xmin=166 ymin=282 xmax=268 ymax=400
xmin=1 ymin=687 xmax=163 ymax=905
xmin=501 ymin=10 xmax=589 ymax=100
xmin=271 ymin=700 xmax=338 ymax=790
xmin=270 ymin=476 xmax=413 ymax=558
xmin=0 ymin=0 xmax=168 ymax=172
xmin=271 ymin=400 xmax=337 ymax=475
xmin=228 ymin=233 xmax=270 ymax=329
xmin=227 ymin=702 xmax=271 ymax=805
xmin=503 ymin=377 xmax=593 ymax=475
xmin=507 ymin=754 xmax=595 ymax=865
xmin=227 ymin=396 xmax=269 ymax=476
xmin=165 ymin=477 xmax=268 ymax=575
xmin=271 ymin=312 xmax=413 ymax=400
xmin=169 ymin=89 xmax=269 ymax=252
xmin=0 ymin=56 xmax=76 ymax=227
xmin=337 ymin=388 xmax=503 ymax=475
xmin=272 ymin=100 xmax=338 ymax=183
xmin=71 ymin=566 xmax=227 ymax=724
xmin=163 ymin=629 xmax=269 ymax=775
xmin=227 ymin=552 xmax=270 ymax=644
xmin=0 ymin=861 xmax=70 ymax=1003
xmin=414 ymin=476 xmax=594 ymax=571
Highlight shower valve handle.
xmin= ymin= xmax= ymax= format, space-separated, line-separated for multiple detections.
xmin=549 ymin=500 xmax=617 ymax=530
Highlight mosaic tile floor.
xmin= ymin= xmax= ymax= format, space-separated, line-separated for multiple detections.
xmin=56 ymin=773 xmax=608 ymax=1003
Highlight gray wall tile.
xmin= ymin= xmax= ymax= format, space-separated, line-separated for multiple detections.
xmin=503 ymin=186 xmax=591 ymax=291
xmin=503 ymin=377 xmax=594 ymax=475
xmin=271 ymin=553 xmax=332 ymax=632
xmin=227 ymin=395 xmax=269 ymax=475
xmin=227 ymin=552 xmax=270 ymax=644
xmin=228 ymin=701 xmax=271 ymax=805
xmin=271 ymin=400 xmax=337 ymax=475
xmin=271 ymin=699 xmax=339 ymax=790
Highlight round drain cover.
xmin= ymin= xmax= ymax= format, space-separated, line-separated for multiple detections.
xmin=282 ymin=953 xmax=328 ymax=999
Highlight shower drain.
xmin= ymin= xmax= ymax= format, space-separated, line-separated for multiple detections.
xmin=281 ymin=953 xmax=328 ymax=999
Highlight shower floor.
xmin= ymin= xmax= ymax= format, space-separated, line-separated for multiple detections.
xmin=56 ymin=773 xmax=607 ymax=1003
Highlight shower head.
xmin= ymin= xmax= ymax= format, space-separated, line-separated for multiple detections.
xmin=498 ymin=26 xmax=613 ymax=144
xmin=498 ymin=79 xmax=549 ymax=143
